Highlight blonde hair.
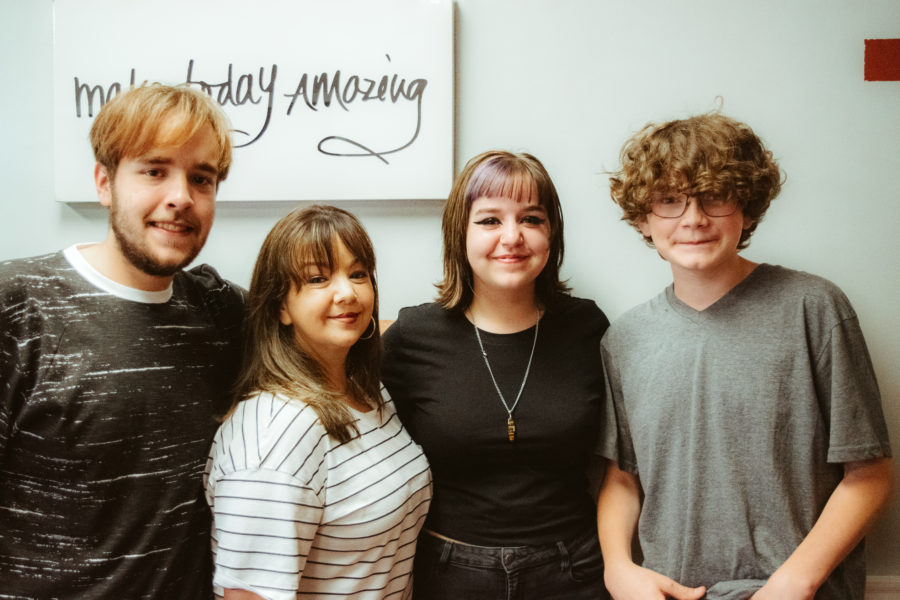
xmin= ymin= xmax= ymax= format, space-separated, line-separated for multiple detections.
xmin=609 ymin=113 xmax=783 ymax=248
xmin=436 ymin=150 xmax=569 ymax=311
xmin=90 ymin=83 xmax=232 ymax=181
xmin=231 ymin=205 xmax=382 ymax=443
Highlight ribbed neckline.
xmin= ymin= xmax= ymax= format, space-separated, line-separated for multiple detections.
xmin=63 ymin=244 xmax=174 ymax=304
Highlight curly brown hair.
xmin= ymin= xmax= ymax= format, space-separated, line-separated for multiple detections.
xmin=608 ymin=113 xmax=783 ymax=249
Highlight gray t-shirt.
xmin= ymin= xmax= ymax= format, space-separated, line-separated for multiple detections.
xmin=599 ymin=264 xmax=891 ymax=600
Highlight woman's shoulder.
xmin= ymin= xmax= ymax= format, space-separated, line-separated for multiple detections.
xmin=389 ymin=302 xmax=460 ymax=338
xmin=237 ymin=391 xmax=320 ymax=428
xmin=214 ymin=392 xmax=328 ymax=471
xmin=548 ymin=294 xmax=610 ymax=330
xmin=552 ymin=293 xmax=603 ymax=312
xmin=396 ymin=301 xmax=448 ymax=321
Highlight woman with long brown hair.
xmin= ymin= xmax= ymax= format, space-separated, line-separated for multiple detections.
xmin=205 ymin=205 xmax=431 ymax=600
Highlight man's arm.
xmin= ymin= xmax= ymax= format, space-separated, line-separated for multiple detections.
xmin=0 ymin=275 xmax=33 ymax=465
xmin=751 ymin=457 xmax=895 ymax=600
xmin=597 ymin=461 xmax=706 ymax=600
xmin=0 ymin=310 xmax=14 ymax=463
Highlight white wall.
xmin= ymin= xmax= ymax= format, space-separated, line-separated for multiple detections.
xmin=2 ymin=0 xmax=898 ymax=577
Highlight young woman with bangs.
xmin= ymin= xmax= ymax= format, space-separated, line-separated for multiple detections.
xmin=382 ymin=151 xmax=611 ymax=599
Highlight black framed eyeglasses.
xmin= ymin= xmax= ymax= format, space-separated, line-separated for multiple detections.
xmin=649 ymin=192 xmax=739 ymax=218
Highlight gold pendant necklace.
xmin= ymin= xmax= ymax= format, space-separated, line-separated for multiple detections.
xmin=471 ymin=310 xmax=540 ymax=442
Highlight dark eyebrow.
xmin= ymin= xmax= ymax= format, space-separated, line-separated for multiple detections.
xmin=138 ymin=156 xmax=218 ymax=175
xmin=469 ymin=205 xmax=500 ymax=218
xmin=193 ymin=162 xmax=219 ymax=175
xmin=471 ymin=203 xmax=547 ymax=217
xmin=139 ymin=156 xmax=173 ymax=166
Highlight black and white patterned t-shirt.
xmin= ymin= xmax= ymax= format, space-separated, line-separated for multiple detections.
xmin=0 ymin=247 xmax=244 ymax=599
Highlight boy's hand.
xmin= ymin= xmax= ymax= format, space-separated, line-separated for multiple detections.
xmin=604 ymin=560 xmax=706 ymax=600
xmin=749 ymin=568 xmax=817 ymax=600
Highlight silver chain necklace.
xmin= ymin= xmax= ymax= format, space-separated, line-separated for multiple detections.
xmin=471 ymin=310 xmax=540 ymax=442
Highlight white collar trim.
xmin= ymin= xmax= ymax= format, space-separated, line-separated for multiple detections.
xmin=63 ymin=244 xmax=174 ymax=304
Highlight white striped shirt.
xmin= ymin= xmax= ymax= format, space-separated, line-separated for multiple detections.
xmin=204 ymin=390 xmax=432 ymax=600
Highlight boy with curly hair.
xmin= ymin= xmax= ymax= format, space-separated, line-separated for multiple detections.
xmin=596 ymin=113 xmax=893 ymax=600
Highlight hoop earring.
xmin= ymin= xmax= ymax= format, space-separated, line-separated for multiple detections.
xmin=359 ymin=316 xmax=376 ymax=340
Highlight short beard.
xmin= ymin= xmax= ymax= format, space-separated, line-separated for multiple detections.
xmin=110 ymin=202 xmax=201 ymax=278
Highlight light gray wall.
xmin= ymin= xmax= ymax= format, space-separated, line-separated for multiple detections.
xmin=2 ymin=0 xmax=898 ymax=576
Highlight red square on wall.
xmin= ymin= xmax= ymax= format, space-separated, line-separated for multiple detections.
xmin=865 ymin=39 xmax=900 ymax=81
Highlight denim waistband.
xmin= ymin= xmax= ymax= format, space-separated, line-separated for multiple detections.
xmin=419 ymin=528 xmax=597 ymax=573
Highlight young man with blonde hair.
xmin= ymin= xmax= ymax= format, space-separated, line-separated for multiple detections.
xmin=0 ymin=84 xmax=244 ymax=598
xmin=597 ymin=113 xmax=893 ymax=600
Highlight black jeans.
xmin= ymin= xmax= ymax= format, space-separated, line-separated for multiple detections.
xmin=412 ymin=528 xmax=609 ymax=600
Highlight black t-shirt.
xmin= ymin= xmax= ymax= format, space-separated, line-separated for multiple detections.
xmin=382 ymin=296 xmax=609 ymax=545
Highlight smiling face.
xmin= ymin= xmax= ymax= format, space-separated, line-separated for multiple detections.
xmin=279 ymin=237 xmax=375 ymax=370
xmin=638 ymin=193 xmax=752 ymax=279
xmin=95 ymin=123 xmax=219 ymax=288
xmin=465 ymin=194 xmax=551 ymax=301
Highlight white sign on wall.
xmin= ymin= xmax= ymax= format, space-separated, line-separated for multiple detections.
xmin=52 ymin=0 xmax=454 ymax=203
